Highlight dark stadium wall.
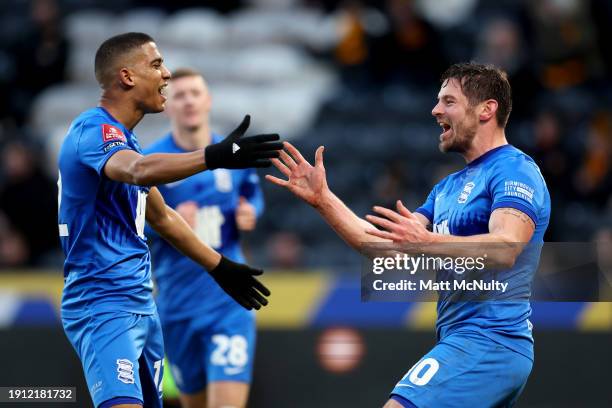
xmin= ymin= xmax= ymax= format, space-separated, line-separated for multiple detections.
xmin=1 ymin=329 xmax=609 ymax=408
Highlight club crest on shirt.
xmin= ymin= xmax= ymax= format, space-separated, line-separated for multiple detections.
xmin=102 ymin=124 xmax=127 ymax=143
xmin=457 ymin=182 xmax=475 ymax=204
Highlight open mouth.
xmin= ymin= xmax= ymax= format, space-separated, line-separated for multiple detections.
xmin=438 ymin=121 xmax=452 ymax=141
xmin=158 ymin=84 xmax=168 ymax=99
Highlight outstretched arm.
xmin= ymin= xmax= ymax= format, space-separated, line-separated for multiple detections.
xmin=105 ymin=149 xmax=206 ymax=187
xmin=104 ymin=115 xmax=281 ymax=186
xmin=266 ymin=142 xmax=429 ymax=253
xmin=146 ymin=187 xmax=270 ymax=309
xmin=365 ymin=203 xmax=535 ymax=267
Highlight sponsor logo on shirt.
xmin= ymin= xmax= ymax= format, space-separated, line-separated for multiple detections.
xmin=103 ymin=141 xmax=126 ymax=153
xmin=457 ymin=182 xmax=475 ymax=204
xmin=433 ymin=219 xmax=450 ymax=235
xmin=102 ymin=124 xmax=127 ymax=143
xmin=90 ymin=381 xmax=102 ymax=396
xmin=504 ymin=181 xmax=534 ymax=204
xmin=116 ymin=359 xmax=135 ymax=384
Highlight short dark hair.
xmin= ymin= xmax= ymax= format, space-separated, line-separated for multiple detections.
xmin=441 ymin=62 xmax=512 ymax=128
xmin=94 ymin=32 xmax=155 ymax=88
xmin=171 ymin=67 xmax=202 ymax=80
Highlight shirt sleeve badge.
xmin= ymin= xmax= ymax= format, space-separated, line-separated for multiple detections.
xmin=102 ymin=124 xmax=127 ymax=143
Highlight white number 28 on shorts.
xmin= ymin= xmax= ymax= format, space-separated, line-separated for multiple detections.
xmin=211 ymin=335 xmax=248 ymax=367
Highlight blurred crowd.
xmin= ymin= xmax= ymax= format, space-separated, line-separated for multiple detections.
xmin=0 ymin=0 xmax=610 ymax=269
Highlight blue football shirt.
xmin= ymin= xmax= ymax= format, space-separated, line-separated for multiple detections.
xmin=58 ymin=107 xmax=154 ymax=317
xmin=144 ymin=133 xmax=263 ymax=320
xmin=415 ymin=144 xmax=551 ymax=359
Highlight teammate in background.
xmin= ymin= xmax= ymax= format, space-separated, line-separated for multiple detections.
xmin=57 ymin=33 xmax=281 ymax=408
xmin=145 ymin=68 xmax=261 ymax=408
xmin=268 ymin=63 xmax=550 ymax=408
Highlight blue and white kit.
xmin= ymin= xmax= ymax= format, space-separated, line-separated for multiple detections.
xmin=145 ymin=133 xmax=262 ymax=393
xmin=391 ymin=145 xmax=550 ymax=408
xmin=58 ymin=107 xmax=164 ymax=408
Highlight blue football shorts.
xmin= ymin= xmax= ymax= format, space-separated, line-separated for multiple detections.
xmin=62 ymin=310 xmax=165 ymax=408
xmin=390 ymin=330 xmax=532 ymax=408
xmin=160 ymin=304 xmax=256 ymax=394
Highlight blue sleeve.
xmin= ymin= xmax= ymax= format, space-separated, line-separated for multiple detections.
xmin=488 ymin=158 xmax=546 ymax=225
xmin=76 ymin=118 xmax=132 ymax=175
xmin=414 ymin=185 xmax=436 ymax=224
xmin=239 ymin=169 xmax=264 ymax=217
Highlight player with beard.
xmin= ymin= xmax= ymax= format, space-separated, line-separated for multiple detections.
xmin=267 ymin=62 xmax=550 ymax=407
xmin=57 ymin=33 xmax=280 ymax=408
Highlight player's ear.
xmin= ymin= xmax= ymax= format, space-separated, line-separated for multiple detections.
xmin=479 ymin=99 xmax=498 ymax=122
xmin=118 ymin=67 xmax=136 ymax=89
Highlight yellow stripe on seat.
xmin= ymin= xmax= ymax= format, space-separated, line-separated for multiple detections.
xmin=0 ymin=272 xmax=63 ymax=310
xmin=578 ymin=302 xmax=612 ymax=331
xmin=257 ymin=271 xmax=330 ymax=328
xmin=406 ymin=301 xmax=437 ymax=330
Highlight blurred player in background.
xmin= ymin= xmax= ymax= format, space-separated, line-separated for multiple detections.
xmin=268 ymin=63 xmax=550 ymax=408
xmin=145 ymin=68 xmax=262 ymax=408
xmin=57 ymin=33 xmax=280 ymax=408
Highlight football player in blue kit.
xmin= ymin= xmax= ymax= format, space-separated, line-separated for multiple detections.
xmin=144 ymin=68 xmax=262 ymax=408
xmin=267 ymin=62 xmax=550 ymax=408
xmin=57 ymin=33 xmax=281 ymax=408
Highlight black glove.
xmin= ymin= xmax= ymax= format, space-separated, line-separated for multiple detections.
xmin=205 ymin=115 xmax=282 ymax=170
xmin=209 ymin=255 xmax=271 ymax=310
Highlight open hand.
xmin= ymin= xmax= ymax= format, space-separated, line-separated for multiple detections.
xmin=365 ymin=200 xmax=433 ymax=243
xmin=209 ymin=256 xmax=270 ymax=310
xmin=265 ymin=142 xmax=329 ymax=208
xmin=205 ymin=115 xmax=282 ymax=169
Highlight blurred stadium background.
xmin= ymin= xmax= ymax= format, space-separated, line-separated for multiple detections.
xmin=0 ymin=0 xmax=610 ymax=407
